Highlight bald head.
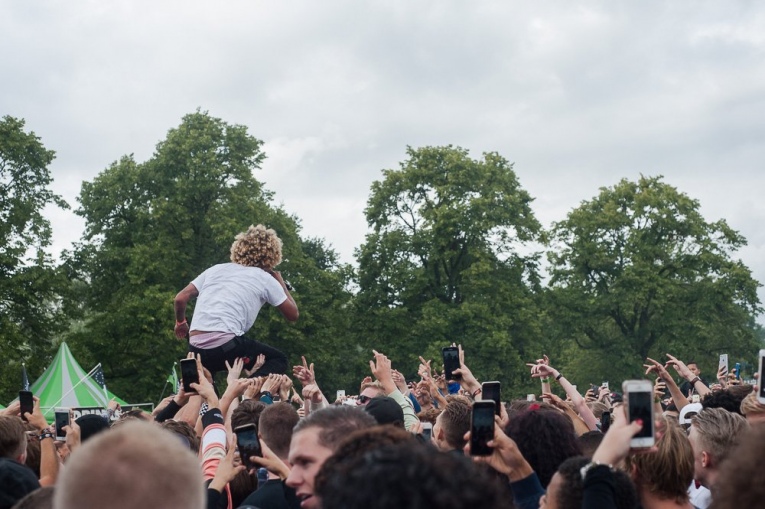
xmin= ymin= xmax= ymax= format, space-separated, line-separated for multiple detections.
xmin=55 ymin=420 xmax=204 ymax=509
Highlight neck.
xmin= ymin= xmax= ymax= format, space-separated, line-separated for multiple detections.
xmin=639 ymin=489 xmax=692 ymax=509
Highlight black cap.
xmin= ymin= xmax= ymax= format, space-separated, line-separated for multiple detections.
xmin=75 ymin=414 xmax=110 ymax=443
xmin=0 ymin=458 xmax=40 ymax=509
xmin=363 ymin=396 xmax=405 ymax=428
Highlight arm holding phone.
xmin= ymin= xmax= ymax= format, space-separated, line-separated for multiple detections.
xmin=24 ymin=397 xmax=59 ymax=486
xmin=529 ymin=361 xmax=599 ymax=431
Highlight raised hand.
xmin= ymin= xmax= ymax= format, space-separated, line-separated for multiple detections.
xmin=418 ymin=356 xmax=432 ymax=379
xmin=292 ymin=356 xmax=316 ymax=386
xmin=243 ymin=354 xmax=266 ymax=377
xmin=261 ymin=373 xmax=280 ymax=395
xmin=278 ymin=375 xmax=293 ymax=401
xmin=664 ymin=354 xmax=694 ymax=380
xmin=643 ymin=357 xmax=671 ymax=380
xmin=302 ymin=383 xmax=324 ymax=404
xmin=464 ymin=420 xmax=534 ymax=481
xmin=392 ymin=370 xmax=408 ymax=394
xmin=225 ymin=358 xmax=244 ymax=385
xmin=244 ymin=377 xmax=265 ymax=400
xmin=370 ymin=350 xmax=395 ymax=393
xmin=210 ymin=438 xmax=247 ymax=493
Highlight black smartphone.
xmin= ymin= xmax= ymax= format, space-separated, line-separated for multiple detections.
xmin=54 ymin=408 xmax=70 ymax=441
xmin=180 ymin=358 xmax=199 ymax=393
xmin=758 ymin=349 xmax=765 ymax=405
xmin=600 ymin=411 xmax=611 ymax=434
xmin=19 ymin=391 xmax=34 ymax=420
xmin=623 ymin=380 xmax=655 ymax=448
xmin=482 ymin=381 xmax=501 ymax=416
xmin=442 ymin=347 xmax=461 ymax=381
xmin=235 ymin=423 xmax=262 ymax=470
xmin=470 ymin=401 xmax=495 ymax=456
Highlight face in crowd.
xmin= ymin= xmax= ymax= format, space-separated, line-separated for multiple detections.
xmin=286 ymin=428 xmax=334 ymax=509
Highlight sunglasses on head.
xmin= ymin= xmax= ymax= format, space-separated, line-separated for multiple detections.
xmin=357 ymin=395 xmax=372 ymax=404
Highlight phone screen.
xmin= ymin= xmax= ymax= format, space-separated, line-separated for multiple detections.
xmin=19 ymin=391 xmax=33 ymax=419
xmin=421 ymin=423 xmax=433 ymax=441
xmin=470 ymin=402 xmax=495 ymax=456
xmin=180 ymin=359 xmax=199 ymax=393
xmin=628 ymin=391 xmax=654 ymax=439
xmin=600 ymin=411 xmax=611 ymax=434
xmin=758 ymin=353 xmax=765 ymax=401
xmin=719 ymin=354 xmax=729 ymax=375
xmin=235 ymin=424 xmax=262 ymax=469
xmin=54 ymin=411 xmax=70 ymax=440
xmin=442 ymin=347 xmax=461 ymax=381
xmin=482 ymin=382 xmax=501 ymax=415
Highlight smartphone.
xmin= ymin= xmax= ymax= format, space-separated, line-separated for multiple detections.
xmin=336 ymin=390 xmax=346 ymax=400
xmin=442 ymin=347 xmax=461 ymax=381
xmin=622 ymin=380 xmax=655 ymax=448
xmin=421 ymin=422 xmax=433 ymax=441
xmin=600 ymin=411 xmax=611 ymax=434
xmin=526 ymin=394 xmax=536 ymax=402
xmin=719 ymin=354 xmax=729 ymax=377
xmin=601 ymin=381 xmax=609 ymax=391
xmin=180 ymin=358 xmax=199 ymax=393
xmin=19 ymin=391 xmax=34 ymax=420
xmin=470 ymin=401 xmax=495 ymax=456
xmin=482 ymin=381 xmax=501 ymax=416
xmin=235 ymin=423 xmax=262 ymax=470
xmin=734 ymin=362 xmax=741 ymax=380
xmin=758 ymin=350 xmax=765 ymax=404
xmin=54 ymin=408 xmax=71 ymax=441
xmin=691 ymin=394 xmax=700 ymax=404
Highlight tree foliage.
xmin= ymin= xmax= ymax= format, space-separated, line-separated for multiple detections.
xmin=547 ymin=175 xmax=762 ymax=384
xmin=355 ymin=146 xmax=547 ymax=395
xmin=0 ymin=116 xmax=68 ymax=402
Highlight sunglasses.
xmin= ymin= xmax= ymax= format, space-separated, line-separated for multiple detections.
xmin=357 ymin=395 xmax=372 ymax=405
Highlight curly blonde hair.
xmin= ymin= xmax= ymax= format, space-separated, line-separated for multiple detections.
xmin=230 ymin=224 xmax=283 ymax=269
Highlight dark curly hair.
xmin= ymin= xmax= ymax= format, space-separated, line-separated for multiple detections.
xmin=505 ymin=407 xmax=581 ymax=487
xmin=317 ymin=442 xmax=504 ymax=509
xmin=702 ymin=385 xmax=753 ymax=415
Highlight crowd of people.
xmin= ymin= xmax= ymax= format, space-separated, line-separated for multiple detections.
xmin=1 ymin=225 xmax=764 ymax=509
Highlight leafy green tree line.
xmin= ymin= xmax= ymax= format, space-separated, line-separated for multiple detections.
xmin=0 ymin=112 xmax=761 ymax=403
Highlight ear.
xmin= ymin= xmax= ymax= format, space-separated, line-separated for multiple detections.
xmin=436 ymin=427 xmax=445 ymax=441
xmin=701 ymin=451 xmax=711 ymax=469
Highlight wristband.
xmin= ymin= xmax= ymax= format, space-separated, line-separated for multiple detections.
xmin=38 ymin=431 xmax=55 ymax=441
xmin=175 ymin=319 xmax=187 ymax=327
xmin=689 ymin=376 xmax=701 ymax=385
xmin=540 ymin=377 xmax=551 ymax=383
xmin=472 ymin=387 xmax=482 ymax=397
xmin=199 ymin=402 xmax=209 ymax=417
xmin=555 ymin=373 xmax=564 ymax=381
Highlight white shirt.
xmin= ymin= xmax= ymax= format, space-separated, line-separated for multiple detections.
xmin=189 ymin=263 xmax=287 ymax=339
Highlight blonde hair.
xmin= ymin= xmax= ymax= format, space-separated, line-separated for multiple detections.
xmin=691 ymin=407 xmax=748 ymax=464
xmin=740 ymin=391 xmax=765 ymax=417
xmin=230 ymin=224 xmax=283 ymax=269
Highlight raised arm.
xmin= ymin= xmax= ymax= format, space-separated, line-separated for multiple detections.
xmin=268 ymin=270 xmax=299 ymax=322
xmin=174 ymin=283 xmax=199 ymax=338
xmin=529 ymin=360 xmax=599 ymax=431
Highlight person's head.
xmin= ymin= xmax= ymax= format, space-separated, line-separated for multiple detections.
xmin=74 ymin=414 xmax=110 ymax=443
xmin=230 ymin=224 xmax=283 ymax=270
xmin=432 ymin=396 xmax=471 ymax=452
xmin=740 ymin=391 xmax=765 ymax=424
xmin=314 ymin=425 xmax=415 ymax=499
xmin=687 ymin=362 xmax=700 ymax=377
xmin=54 ymin=421 xmax=205 ymax=509
xmin=625 ymin=419 xmax=694 ymax=505
xmin=586 ymin=401 xmax=609 ymax=420
xmin=576 ymin=431 xmax=604 ymax=459
xmin=416 ymin=407 xmax=441 ymax=424
xmin=505 ymin=407 xmax=582 ymax=487
xmin=363 ymin=397 xmax=405 ymax=428
xmin=540 ymin=456 xmax=639 ymax=509
xmin=357 ymin=382 xmax=385 ymax=406
xmin=259 ymin=402 xmax=299 ymax=461
xmin=711 ymin=424 xmax=765 ymax=509
xmin=231 ymin=399 xmax=267 ymax=429
xmin=318 ymin=441 xmax=504 ymax=509
xmin=0 ymin=417 xmax=27 ymax=462
xmin=688 ymin=407 xmax=748 ymax=489
xmin=160 ymin=420 xmax=200 ymax=454
xmin=286 ymin=406 xmax=375 ymax=509
xmin=702 ymin=384 xmax=753 ymax=415
xmin=9 ymin=486 xmax=54 ymax=509
xmin=0 ymin=458 xmax=39 ymax=509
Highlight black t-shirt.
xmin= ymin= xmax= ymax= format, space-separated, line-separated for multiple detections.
xmin=239 ymin=479 xmax=301 ymax=509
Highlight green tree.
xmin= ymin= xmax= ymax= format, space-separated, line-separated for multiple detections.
xmin=0 ymin=116 xmax=69 ymax=402
xmin=547 ymin=175 xmax=762 ymax=385
xmin=66 ymin=111 xmax=357 ymax=401
xmin=355 ymin=146 xmax=546 ymax=395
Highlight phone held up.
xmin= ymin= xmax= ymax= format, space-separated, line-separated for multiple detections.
xmin=421 ymin=422 xmax=433 ymax=441
xmin=442 ymin=347 xmax=461 ymax=381
xmin=470 ymin=401 xmax=495 ymax=456
xmin=622 ymin=380 xmax=655 ymax=448
xmin=234 ymin=423 xmax=262 ymax=471
xmin=54 ymin=408 xmax=71 ymax=441
xmin=718 ymin=354 xmax=729 ymax=377
xmin=758 ymin=350 xmax=765 ymax=405
xmin=19 ymin=390 xmax=34 ymax=420
xmin=482 ymin=381 xmax=501 ymax=416
xmin=180 ymin=358 xmax=199 ymax=393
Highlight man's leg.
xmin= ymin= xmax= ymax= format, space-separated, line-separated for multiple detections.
xmin=233 ymin=338 xmax=288 ymax=377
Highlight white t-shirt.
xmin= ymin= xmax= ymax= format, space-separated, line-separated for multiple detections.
xmin=189 ymin=263 xmax=287 ymax=338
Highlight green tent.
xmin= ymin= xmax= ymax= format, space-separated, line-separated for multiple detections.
xmin=30 ymin=342 xmax=128 ymax=421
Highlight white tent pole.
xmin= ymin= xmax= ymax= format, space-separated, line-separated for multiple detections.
xmin=46 ymin=363 xmax=102 ymax=410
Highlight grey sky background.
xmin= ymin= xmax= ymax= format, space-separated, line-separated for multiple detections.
xmin=2 ymin=1 xmax=764 ymax=315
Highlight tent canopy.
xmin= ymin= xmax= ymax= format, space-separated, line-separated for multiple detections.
xmin=28 ymin=342 xmax=128 ymax=420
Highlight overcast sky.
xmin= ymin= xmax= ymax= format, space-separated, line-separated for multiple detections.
xmin=2 ymin=1 xmax=764 ymax=313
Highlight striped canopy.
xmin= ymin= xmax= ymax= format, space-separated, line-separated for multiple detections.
xmin=29 ymin=342 xmax=127 ymax=421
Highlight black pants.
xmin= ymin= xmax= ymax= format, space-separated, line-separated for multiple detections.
xmin=189 ymin=336 xmax=288 ymax=377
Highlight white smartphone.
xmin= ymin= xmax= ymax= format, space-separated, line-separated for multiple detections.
xmin=336 ymin=390 xmax=346 ymax=400
xmin=526 ymin=394 xmax=536 ymax=402
xmin=54 ymin=407 xmax=71 ymax=441
xmin=622 ymin=380 xmax=655 ymax=448
xmin=719 ymin=354 xmax=729 ymax=377
xmin=421 ymin=422 xmax=433 ymax=441
xmin=758 ymin=350 xmax=765 ymax=404
xmin=602 ymin=381 xmax=609 ymax=391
